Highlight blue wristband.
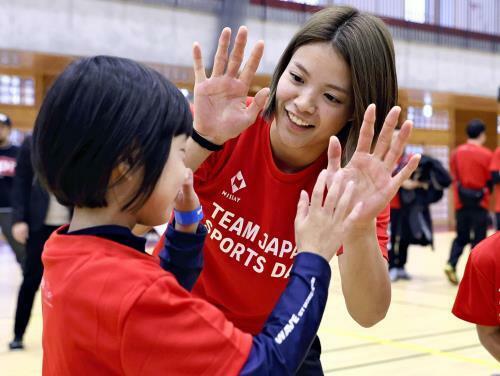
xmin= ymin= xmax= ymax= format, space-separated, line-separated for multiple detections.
xmin=174 ymin=206 xmax=204 ymax=226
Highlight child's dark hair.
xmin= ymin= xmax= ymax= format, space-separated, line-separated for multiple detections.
xmin=32 ymin=56 xmax=192 ymax=211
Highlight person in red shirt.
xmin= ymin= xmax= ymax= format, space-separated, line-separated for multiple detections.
xmin=164 ymin=6 xmax=419 ymax=373
xmin=491 ymin=146 xmax=500 ymax=230
xmin=452 ymin=232 xmax=500 ymax=362
xmin=445 ymin=120 xmax=493 ymax=285
xmin=32 ymin=55 xmax=389 ymax=375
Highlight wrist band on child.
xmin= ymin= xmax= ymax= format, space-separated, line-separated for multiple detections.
xmin=191 ymin=129 xmax=223 ymax=151
xmin=174 ymin=206 xmax=204 ymax=226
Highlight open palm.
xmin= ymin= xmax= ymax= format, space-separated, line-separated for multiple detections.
xmin=193 ymin=27 xmax=269 ymax=145
xmin=326 ymin=104 xmax=420 ymax=230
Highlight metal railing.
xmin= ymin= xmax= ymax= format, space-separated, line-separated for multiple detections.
xmin=116 ymin=0 xmax=500 ymax=52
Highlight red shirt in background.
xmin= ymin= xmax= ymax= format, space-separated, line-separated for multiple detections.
xmin=390 ymin=154 xmax=413 ymax=210
xmin=177 ymin=115 xmax=390 ymax=334
xmin=450 ymin=143 xmax=493 ymax=210
xmin=452 ymin=232 xmax=500 ymax=326
xmin=42 ymin=227 xmax=251 ymax=376
xmin=490 ymin=147 xmax=500 ymax=213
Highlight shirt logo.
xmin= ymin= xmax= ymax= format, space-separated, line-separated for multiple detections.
xmin=231 ymin=171 xmax=247 ymax=194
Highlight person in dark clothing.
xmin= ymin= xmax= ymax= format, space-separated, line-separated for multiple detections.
xmin=9 ymin=135 xmax=71 ymax=350
xmin=0 ymin=113 xmax=24 ymax=268
xmin=389 ymin=153 xmax=450 ymax=281
xmin=445 ymin=120 xmax=493 ymax=285
xmin=490 ymin=147 xmax=500 ymax=230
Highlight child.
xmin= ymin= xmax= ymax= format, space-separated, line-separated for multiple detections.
xmin=161 ymin=5 xmax=420 ymax=373
xmin=34 ymin=55 xmax=363 ymax=375
xmin=452 ymin=232 xmax=500 ymax=362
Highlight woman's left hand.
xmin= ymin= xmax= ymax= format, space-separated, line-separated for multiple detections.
xmin=326 ymin=104 xmax=420 ymax=232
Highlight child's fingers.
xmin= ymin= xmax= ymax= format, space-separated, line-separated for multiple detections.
xmin=310 ymin=170 xmax=327 ymax=210
xmin=334 ymin=180 xmax=355 ymax=221
xmin=181 ymin=169 xmax=195 ymax=198
xmin=323 ymin=171 xmax=343 ymax=214
xmin=295 ymin=190 xmax=309 ymax=223
xmin=345 ymin=201 xmax=363 ymax=224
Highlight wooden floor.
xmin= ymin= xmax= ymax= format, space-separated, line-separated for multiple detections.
xmin=0 ymin=231 xmax=499 ymax=375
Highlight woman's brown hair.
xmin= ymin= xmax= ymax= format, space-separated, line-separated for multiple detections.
xmin=263 ymin=5 xmax=397 ymax=165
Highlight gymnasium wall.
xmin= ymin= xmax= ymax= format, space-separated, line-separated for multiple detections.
xmin=0 ymin=0 xmax=498 ymax=229
xmin=0 ymin=0 xmax=499 ymax=98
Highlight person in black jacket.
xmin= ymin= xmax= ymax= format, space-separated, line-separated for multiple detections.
xmin=9 ymin=135 xmax=71 ymax=350
xmin=0 ymin=113 xmax=24 ymax=268
xmin=389 ymin=151 xmax=451 ymax=282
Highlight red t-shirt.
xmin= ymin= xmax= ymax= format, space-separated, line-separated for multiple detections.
xmin=184 ymin=116 xmax=389 ymax=334
xmin=389 ymin=154 xmax=413 ymax=210
xmin=490 ymin=147 xmax=500 ymax=213
xmin=450 ymin=143 xmax=493 ymax=210
xmin=41 ymin=227 xmax=251 ymax=375
xmin=452 ymin=231 xmax=500 ymax=326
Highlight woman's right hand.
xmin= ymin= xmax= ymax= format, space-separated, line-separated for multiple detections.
xmin=192 ymin=26 xmax=270 ymax=145
xmin=294 ymin=170 xmax=356 ymax=262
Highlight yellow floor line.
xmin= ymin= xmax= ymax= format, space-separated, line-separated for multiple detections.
xmin=321 ymin=327 xmax=500 ymax=369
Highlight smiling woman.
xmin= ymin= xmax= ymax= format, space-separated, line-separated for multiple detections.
xmin=269 ymin=42 xmax=352 ymax=170
xmin=154 ymin=5 xmax=420 ymax=375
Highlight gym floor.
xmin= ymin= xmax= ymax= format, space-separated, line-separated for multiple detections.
xmin=0 ymin=231 xmax=499 ymax=375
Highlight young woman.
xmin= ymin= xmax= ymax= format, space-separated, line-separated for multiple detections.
xmin=33 ymin=55 xmax=365 ymax=375
xmin=174 ymin=5 xmax=420 ymax=373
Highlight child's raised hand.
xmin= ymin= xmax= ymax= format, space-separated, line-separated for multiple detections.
xmin=174 ymin=169 xmax=201 ymax=233
xmin=294 ymin=170 xmax=355 ymax=262
xmin=326 ymin=105 xmax=420 ymax=233
xmin=192 ymin=26 xmax=270 ymax=145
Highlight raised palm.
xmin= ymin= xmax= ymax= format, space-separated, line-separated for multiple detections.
xmin=326 ymin=105 xmax=420 ymax=230
xmin=192 ymin=27 xmax=269 ymax=145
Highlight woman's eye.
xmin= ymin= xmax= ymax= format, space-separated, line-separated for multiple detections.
xmin=324 ymin=93 xmax=338 ymax=103
xmin=290 ymin=72 xmax=304 ymax=84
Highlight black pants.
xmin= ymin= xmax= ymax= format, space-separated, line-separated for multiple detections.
xmin=296 ymin=335 xmax=323 ymax=375
xmin=0 ymin=211 xmax=26 ymax=269
xmin=496 ymin=212 xmax=500 ymax=231
xmin=13 ymin=225 xmax=58 ymax=339
xmin=448 ymin=207 xmax=488 ymax=269
xmin=389 ymin=208 xmax=410 ymax=269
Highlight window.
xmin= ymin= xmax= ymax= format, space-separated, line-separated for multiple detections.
xmin=407 ymin=106 xmax=449 ymax=130
xmin=405 ymin=0 xmax=426 ymax=23
xmin=0 ymin=75 xmax=35 ymax=106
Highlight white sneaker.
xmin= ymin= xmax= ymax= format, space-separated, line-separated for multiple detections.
xmin=389 ymin=268 xmax=399 ymax=282
xmin=397 ymin=268 xmax=411 ymax=280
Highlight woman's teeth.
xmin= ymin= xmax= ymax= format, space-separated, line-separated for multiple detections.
xmin=288 ymin=111 xmax=313 ymax=128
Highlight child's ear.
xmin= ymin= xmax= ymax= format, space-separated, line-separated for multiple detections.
xmin=110 ymin=162 xmax=133 ymax=184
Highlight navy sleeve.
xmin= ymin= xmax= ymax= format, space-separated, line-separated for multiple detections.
xmin=158 ymin=222 xmax=207 ymax=291
xmin=240 ymin=252 xmax=331 ymax=376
